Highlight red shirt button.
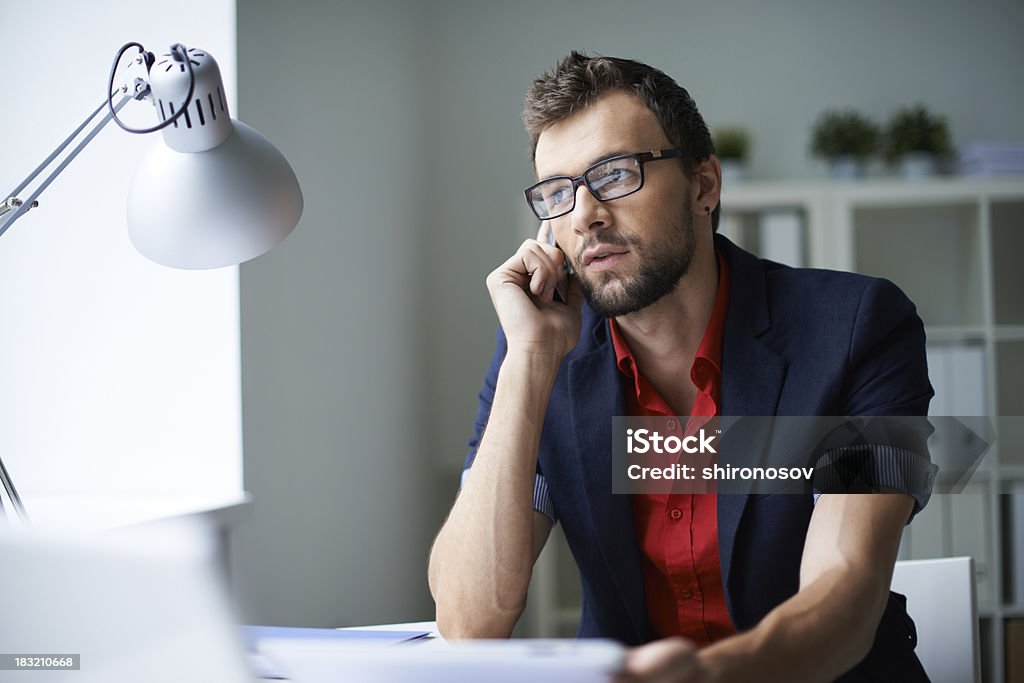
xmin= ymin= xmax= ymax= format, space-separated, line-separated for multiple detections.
xmin=669 ymin=508 xmax=682 ymax=521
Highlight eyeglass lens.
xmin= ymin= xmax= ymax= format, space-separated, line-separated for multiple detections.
xmin=528 ymin=155 xmax=643 ymax=219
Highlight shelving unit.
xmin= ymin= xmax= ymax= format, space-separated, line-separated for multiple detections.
xmin=522 ymin=176 xmax=1024 ymax=682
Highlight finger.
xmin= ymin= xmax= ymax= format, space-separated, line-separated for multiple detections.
xmin=522 ymin=239 xmax=564 ymax=271
xmin=529 ymin=267 xmax=548 ymax=298
xmin=536 ymin=221 xmax=552 ymax=244
xmin=529 ymin=241 xmax=568 ymax=300
xmin=488 ymin=240 xmax=556 ymax=290
xmin=519 ymin=241 xmax=564 ymax=298
xmin=623 ymin=638 xmax=697 ymax=679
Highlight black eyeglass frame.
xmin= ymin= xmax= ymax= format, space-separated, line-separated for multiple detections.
xmin=524 ymin=148 xmax=686 ymax=221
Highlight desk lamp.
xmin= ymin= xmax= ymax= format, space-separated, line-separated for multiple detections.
xmin=0 ymin=42 xmax=304 ymax=523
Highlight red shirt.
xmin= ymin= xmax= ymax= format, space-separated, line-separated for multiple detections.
xmin=609 ymin=254 xmax=734 ymax=646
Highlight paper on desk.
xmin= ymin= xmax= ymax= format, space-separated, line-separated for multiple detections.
xmin=261 ymin=638 xmax=624 ymax=683
xmin=241 ymin=626 xmax=431 ymax=680
xmin=242 ymin=625 xmax=429 ymax=648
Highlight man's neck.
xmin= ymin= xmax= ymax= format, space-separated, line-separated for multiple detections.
xmin=613 ymin=235 xmax=719 ymax=370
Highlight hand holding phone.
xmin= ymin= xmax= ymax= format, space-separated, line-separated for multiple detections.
xmin=484 ymin=222 xmax=583 ymax=361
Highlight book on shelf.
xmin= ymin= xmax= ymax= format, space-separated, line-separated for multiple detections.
xmin=957 ymin=142 xmax=1024 ymax=177
xmin=1006 ymin=618 xmax=1024 ymax=683
xmin=1011 ymin=483 xmax=1024 ymax=606
xmin=927 ymin=344 xmax=987 ymax=418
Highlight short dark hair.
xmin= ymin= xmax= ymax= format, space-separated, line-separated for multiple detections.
xmin=523 ymin=51 xmax=720 ymax=231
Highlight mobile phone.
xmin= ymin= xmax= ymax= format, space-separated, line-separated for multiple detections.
xmin=543 ymin=223 xmax=574 ymax=303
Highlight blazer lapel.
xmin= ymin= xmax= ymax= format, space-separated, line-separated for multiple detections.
xmin=716 ymin=236 xmax=787 ymax=621
xmin=568 ymin=321 xmax=651 ymax=643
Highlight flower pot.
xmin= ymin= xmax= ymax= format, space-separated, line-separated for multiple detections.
xmin=829 ymin=156 xmax=865 ymax=180
xmin=898 ymin=152 xmax=936 ymax=179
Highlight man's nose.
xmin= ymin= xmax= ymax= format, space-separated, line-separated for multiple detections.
xmin=571 ymin=183 xmax=612 ymax=236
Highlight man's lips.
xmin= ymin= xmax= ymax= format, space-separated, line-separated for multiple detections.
xmin=581 ymin=246 xmax=630 ymax=267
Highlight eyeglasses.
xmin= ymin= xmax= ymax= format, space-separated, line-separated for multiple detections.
xmin=524 ymin=148 xmax=684 ymax=221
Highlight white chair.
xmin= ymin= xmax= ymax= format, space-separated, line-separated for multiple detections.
xmin=890 ymin=557 xmax=981 ymax=683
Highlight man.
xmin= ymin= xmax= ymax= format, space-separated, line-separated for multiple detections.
xmin=428 ymin=52 xmax=934 ymax=682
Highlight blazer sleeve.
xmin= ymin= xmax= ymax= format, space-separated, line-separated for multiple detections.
xmin=842 ymin=277 xmax=934 ymax=416
xmin=818 ymin=277 xmax=938 ymax=520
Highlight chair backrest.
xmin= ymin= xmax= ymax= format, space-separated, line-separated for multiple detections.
xmin=890 ymin=556 xmax=980 ymax=683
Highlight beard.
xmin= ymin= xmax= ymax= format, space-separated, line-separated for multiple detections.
xmin=573 ymin=199 xmax=697 ymax=318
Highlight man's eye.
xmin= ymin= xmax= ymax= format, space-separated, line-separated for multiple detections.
xmin=547 ymin=187 xmax=572 ymax=205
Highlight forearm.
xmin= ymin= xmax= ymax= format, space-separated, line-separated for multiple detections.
xmin=698 ymin=560 xmax=889 ymax=683
xmin=698 ymin=494 xmax=912 ymax=682
xmin=428 ymin=351 xmax=560 ymax=638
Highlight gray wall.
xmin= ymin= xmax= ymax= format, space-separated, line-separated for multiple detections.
xmin=232 ymin=0 xmax=1024 ymax=627
xmin=232 ymin=0 xmax=434 ymax=626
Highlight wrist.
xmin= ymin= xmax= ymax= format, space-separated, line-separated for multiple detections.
xmin=695 ymin=628 xmax=769 ymax=683
xmin=503 ymin=346 xmax=565 ymax=374
xmin=497 ymin=348 xmax=563 ymax=403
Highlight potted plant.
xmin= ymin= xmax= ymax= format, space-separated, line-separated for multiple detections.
xmin=713 ymin=126 xmax=751 ymax=184
xmin=883 ymin=104 xmax=953 ymax=179
xmin=810 ymin=109 xmax=880 ymax=180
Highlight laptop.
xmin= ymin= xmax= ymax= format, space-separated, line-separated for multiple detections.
xmin=0 ymin=519 xmax=253 ymax=683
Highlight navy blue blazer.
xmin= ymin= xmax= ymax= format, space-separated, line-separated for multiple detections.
xmin=465 ymin=234 xmax=932 ymax=681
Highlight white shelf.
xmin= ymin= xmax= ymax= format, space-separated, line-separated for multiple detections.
xmin=926 ymin=326 xmax=988 ymax=343
xmin=724 ymin=176 xmax=1024 ymax=206
xmin=998 ymin=466 xmax=1024 ymax=481
xmin=994 ymin=326 xmax=1024 ymax=341
xmin=923 ymin=325 xmax=1024 ymax=343
xmin=722 ymin=180 xmax=827 ymax=208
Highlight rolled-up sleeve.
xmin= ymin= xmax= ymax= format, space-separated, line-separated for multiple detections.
xmin=822 ymin=277 xmax=938 ymax=523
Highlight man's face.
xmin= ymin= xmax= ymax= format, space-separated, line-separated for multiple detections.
xmin=534 ymin=90 xmax=700 ymax=318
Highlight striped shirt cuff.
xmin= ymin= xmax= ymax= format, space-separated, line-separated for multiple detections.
xmin=811 ymin=445 xmax=937 ymax=523
xmin=461 ymin=469 xmax=557 ymax=524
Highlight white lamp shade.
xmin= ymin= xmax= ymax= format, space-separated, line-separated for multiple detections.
xmin=127 ymin=120 xmax=303 ymax=269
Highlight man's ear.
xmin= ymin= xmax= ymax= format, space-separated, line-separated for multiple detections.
xmin=695 ymin=154 xmax=722 ymax=214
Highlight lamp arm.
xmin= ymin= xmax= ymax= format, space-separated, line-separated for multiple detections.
xmin=0 ymin=93 xmax=133 ymax=240
xmin=0 ymin=455 xmax=29 ymax=524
